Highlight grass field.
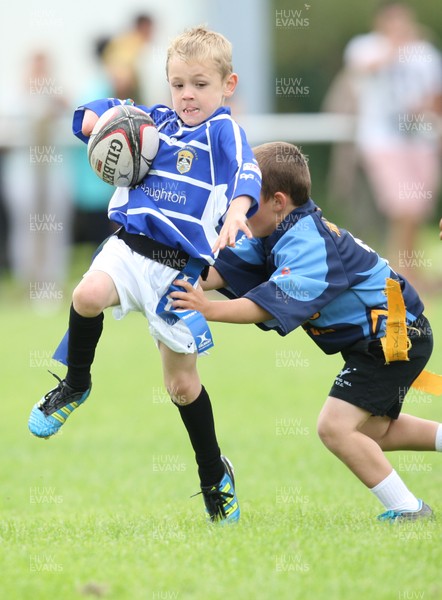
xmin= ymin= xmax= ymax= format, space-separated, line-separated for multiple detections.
xmin=1 ymin=242 xmax=442 ymax=600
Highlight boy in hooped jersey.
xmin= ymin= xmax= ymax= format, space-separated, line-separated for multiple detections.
xmin=172 ymin=141 xmax=442 ymax=522
xmin=28 ymin=27 xmax=262 ymax=523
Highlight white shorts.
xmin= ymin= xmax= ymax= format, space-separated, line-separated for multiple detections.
xmin=86 ymin=235 xmax=197 ymax=354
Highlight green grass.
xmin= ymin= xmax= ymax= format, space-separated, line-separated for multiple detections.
xmin=1 ymin=245 xmax=442 ymax=600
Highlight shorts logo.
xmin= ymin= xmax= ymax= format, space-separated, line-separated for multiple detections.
xmin=197 ymin=331 xmax=212 ymax=351
xmin=176 ymin=148 xmax=196 ymax=174
xmin=335 ymin=367 xmax=357 ymax=388
xmin=338 ymin=368 xmax=353 ymax=378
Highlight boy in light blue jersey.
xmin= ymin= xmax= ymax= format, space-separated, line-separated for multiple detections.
xmin=28 ymin=27 xmax=262 ymax=523
xmin=172 ymin=141 xmax=442 ymax=522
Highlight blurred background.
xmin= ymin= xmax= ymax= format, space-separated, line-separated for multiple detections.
xmin=0 ymin=0 xmax=441 ymax=307
xmin=2 ymin=5 xmax=442 ymax=596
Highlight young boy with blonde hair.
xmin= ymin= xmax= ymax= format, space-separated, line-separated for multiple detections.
xmin=172 ymin=141 xmax=442 ymax=522
xmin=28 ymin=26 xmax=263 ymax=523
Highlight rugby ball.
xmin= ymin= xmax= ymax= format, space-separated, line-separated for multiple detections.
xmin=87 ymin=104 xmax=159 ymax=187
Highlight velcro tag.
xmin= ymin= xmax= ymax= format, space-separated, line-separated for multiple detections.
xmin=380 ymin=277 xmax=409 ymax=364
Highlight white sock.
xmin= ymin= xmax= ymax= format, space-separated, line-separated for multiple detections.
xmin=435 ymin=423 xmax=442 ymax=452
xmin=370 ymin=469 xmax=420 ymax=512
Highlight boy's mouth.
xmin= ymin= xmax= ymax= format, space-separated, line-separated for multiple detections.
xmin=183 ymin=107 xmax=199 ymax=116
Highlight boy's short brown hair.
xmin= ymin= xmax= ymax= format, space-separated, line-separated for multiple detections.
xmin=166 ymin=26 xmax=233 ymax=80
xmin=253 ymin=142 xmax=311 ymax=206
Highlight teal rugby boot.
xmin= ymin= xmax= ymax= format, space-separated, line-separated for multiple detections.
xmin=28 ymin=373 xmax=91 ymax=438
xmin=199 ymin=456 xmax=240 ymax=523
xmin=377 ymin=499 xmax=433 ymax=522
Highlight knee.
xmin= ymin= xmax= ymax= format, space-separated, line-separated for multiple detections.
xmin=317 ymin=415 xmax=342 ymax=452
xmin=164 ymin=374 xmax=199 ymax=405
xmin=72 ymin=279 xmax=106 ymax=317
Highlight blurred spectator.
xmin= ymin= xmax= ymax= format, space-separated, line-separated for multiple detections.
xmin=321 ymin=68 xmax=366 ymax=224
xmin=0 ymin=156 xmax=9 ymax=275
xmin=1 ymin=50 xmax=73 ymax=306
xmin=70 ymin=38 xmax=117 ymax=246
xmin=101 ymin=13 xmax=155 ymax=103
xmin=71 ymin=17 xmax=168 ymax=247
xmin=342 ymin=2 xmax=442 ymax=286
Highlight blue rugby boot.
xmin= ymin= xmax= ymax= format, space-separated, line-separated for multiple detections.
xmin=200 ymin=456 xmax=240 ymax=523
xmin=28 ymin=373 xmax=91 ymax=439
xmin=377 ymin=499 xmax=433 ymax=522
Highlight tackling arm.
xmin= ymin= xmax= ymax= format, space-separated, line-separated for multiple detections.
xmin=200 ymin=267 xmax=226 ymax=291
xmin=171 ymin=279 xmax=272 ymax=324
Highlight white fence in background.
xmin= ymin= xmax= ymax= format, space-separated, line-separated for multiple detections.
xmin=237 ymin=113 xmax=356 ymax=145
xmin=0 ymin=113 xmax=356 ymax=149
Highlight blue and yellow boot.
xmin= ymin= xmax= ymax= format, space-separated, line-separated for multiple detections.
xmin=28 ymin=373 xmax=91 ymax=439
xmin=200 ymin=456 xmax=240 ymax=523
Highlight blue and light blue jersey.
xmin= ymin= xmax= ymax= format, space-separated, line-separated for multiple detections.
xmin=215 ymin=199 xmax=424 ymax=354
xmin=73 ymin=99 xmax=261 ymax=264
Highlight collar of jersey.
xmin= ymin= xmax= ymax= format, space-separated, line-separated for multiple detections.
xmin=175 ymin=105 xmax=232 ymax=129
xmin=264 ymin=198 xmax=319 ymax=251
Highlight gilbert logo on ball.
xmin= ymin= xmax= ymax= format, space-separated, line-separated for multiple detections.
xmin=87 ymin=104 xmax=159 ymax=187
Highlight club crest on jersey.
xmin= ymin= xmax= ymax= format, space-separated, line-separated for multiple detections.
xmin=176 ymin=148 xmax=196 ymax=174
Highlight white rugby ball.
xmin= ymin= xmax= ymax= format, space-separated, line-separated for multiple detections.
xmin=87 ymin=104 xmax=159 ymax=187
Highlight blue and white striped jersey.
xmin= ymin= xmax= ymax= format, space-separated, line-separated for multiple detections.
xmin=73 ymin=99 xmax=261 ymax=264
xmin=215 ymin=199 xmax=424 ymax=354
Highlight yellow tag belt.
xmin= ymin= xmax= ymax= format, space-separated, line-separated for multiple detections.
xmin=380 ymin=278 xmax=442 ymax=396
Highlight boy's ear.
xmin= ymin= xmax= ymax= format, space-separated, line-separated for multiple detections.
xmin=272 ymin=191 xmax=289 ymax=212
xmin=223 ymin=73 xmax=238 ymax=97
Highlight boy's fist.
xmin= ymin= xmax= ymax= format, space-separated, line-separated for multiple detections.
xmin=82 ymin=109 xmax=99 ymax=137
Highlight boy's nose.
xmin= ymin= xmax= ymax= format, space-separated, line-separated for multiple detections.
xmin=181 ymin=85 xmax=195 ymax=99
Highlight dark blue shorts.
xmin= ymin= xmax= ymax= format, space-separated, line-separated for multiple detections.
xmin=328 ymin=314 xmax=433 ymax=419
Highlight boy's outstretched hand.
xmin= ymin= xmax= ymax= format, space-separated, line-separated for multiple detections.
xmin=212 ymin=195 xmax=253 ymax=253
xmin=171 ymin=279 xmax=210 ymax=317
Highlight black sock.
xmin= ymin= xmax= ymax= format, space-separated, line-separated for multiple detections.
xmin=176 ymin=386 xmax=224 ymax=487
xmin=65 ymin=304 xmax=104 ymax=390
